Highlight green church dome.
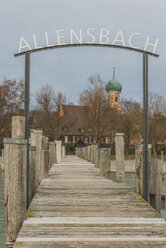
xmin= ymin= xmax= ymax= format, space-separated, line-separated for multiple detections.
xmin=106 ymin=67 xmax=122 ymax=93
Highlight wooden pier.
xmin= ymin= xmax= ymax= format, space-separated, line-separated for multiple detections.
xmin=14 ymin=155 xmax=166 ymax=248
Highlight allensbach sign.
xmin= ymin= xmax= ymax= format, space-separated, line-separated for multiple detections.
xmin=18 ymin=28 xmax=159 ymax=54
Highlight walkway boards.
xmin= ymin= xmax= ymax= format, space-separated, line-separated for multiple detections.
xmin=14 ymin=155 xmax=166 ymax=248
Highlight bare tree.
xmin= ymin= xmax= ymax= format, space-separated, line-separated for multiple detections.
xmin=120 ymin=98 xmax=142 ymax=147
xmin=80 ymin=74 xmax=116 ymax=147
xmin=148 ymin=92 xmax=166 ymax=150
xmin=53 ymin=92 xmax=66 ymax=138
xmin=0 ymin=79 xmax=24 ymax=147
xmin=36 ymin=84 xmax=54 ymax=112
xmin=32 ymin=85 xmax=66 ymax=140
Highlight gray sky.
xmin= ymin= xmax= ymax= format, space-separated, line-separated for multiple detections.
xmin=0 ymin=0 xmax=165 ymax=104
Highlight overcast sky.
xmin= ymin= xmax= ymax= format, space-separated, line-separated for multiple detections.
xmin=0 ymin=0 xmax=165 ymax=105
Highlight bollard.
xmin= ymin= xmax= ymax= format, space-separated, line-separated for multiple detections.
xmin=161 ymin=151 xmax=165 ymax=180
xmin=148 ymin=145 xmax=152 ymax=204
xmin=42 ymin=136 xmax=49 ymax=150
xmin=41 ymin=149 xmax=49 ymax=179
xmin=82 ymin=148 xmax=85 ymax=159
xmin=99 ymin=151 xmax=111 ymax=178
xmin=90 ymin=147 xmax=92 ymax=162
xmin=29 ymin=146 xmax=36 ymax=206
xmin=115 ymin=133 xmax=125 ymax=183
xmin=94 ymin=148 xmax=99 ymax=168
xmin=4 ymin=138 xmax=27 ymax=248
xmin=1 ymin=149 xmax=4 ymax=171
xmin=99 ymin=151 xmax=105 ymax=176
xmin=87 ymin=146 xmax=91 ymax=161
xmin=49 ymin=142 xmax=56 ymax=168
xmin=56 ymin=140 xmax=62 ymax=163
xmin=80 ymin=148 xmax=83 ymax=159
xmin=75 ymin=148 xmax=78 ymax=156
xmin=135 ymin=145 xmax=143 ymax=196
xmin=11 ymin=116 xmax=25 ymax=139
xmin=85 ymin=147 xmax=88 ymax=160
xmin=4 ymin=116 xmax=27 ymax=248
xmin=91 ymin=145 xmax=95 ymax=164
xmin=30 ymin=130 xmax=42 ymax=186
xmin=105 ymin=151 xmax=111 ymax=178
xmin=150 ymin=158 xmax=162 ymax=213
xmin=40 ymin=136 xmax=49 ymax=181
xmin=136 ymin=144 xmax=152 ymax=203
xmin=62 ymin=145 xmax=66 ymax=158
xmin=95 ymin=147 xmax=111 ymax=168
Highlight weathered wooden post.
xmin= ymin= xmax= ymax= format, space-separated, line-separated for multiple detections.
xmin=135 ymin=145 xmax=143 ymax=196
xmin=82 ymin=148 xmax=84 ymax=159
xmin=91 ymin=145 xmax=95 ymax=164
xmin=1 ymin=148 xmax=4 ymax=171
xmin=105 ymin=151 xmax=111 ymax=179
xmin=56 ymin=140 xmax=62 ymax=163
xmin=99 ymin=151 xmax=105 ymax=176
xmin=78 ymin=147 xmax=80 ymax=158
xmin=148 ymin=145 xmax=152 ymax=203
xmin=11 ymin=116 xmax=25 ymax=139
xmin=28 ymin=146 xmax=36 ymax=206
xmin=62 ymin=145 xmax=66 ymax=158
xmin=85 ymin=147 xmax=88 ymax=160
xmin=150 ymin=158 xmax=162 ymax=213
xmin=83 ymin=148 xmax=85 ymax=159
xmin=83 ymin=147 xmax=86 ymax=159
xmin=94 ymin=148 xmax=99 ymax=168
xmin=90 ymin=146 xmax=93 ymax=162
xmin=4 ymin=116 xmax=27 ymax=248
xmin=161 ymin=151 xmax=165 ymax=180
xmin=80 ymin=148 xmax=82 ymax=158
xmin=49 ymin=142 xmax=56 ymax=168
xmin=30 ymin=130 xmax=42 ymax=186
xmin=41 ymin=136 xmax=49 ymax=180
xmin=75 ymin=148 xmax=78 ymax=156
xmin=88 ymin=146 xmax=91 ymax=161
xmin=99 ymin=151 xmax=111 ymax=178
xmin=135 ymin=144 xmax=162 ymax=208
xmin=115 ymin=133 xmax=125 ymax=183
xmin=80 ymin=148 xmax=83 ymax=159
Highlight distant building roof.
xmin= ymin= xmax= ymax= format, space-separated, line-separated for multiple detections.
xmin=60 ymin=105 xmax=92 ymax=136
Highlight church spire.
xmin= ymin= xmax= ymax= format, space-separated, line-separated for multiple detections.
xmin=113 ymin=66 xmax=115 ymax=78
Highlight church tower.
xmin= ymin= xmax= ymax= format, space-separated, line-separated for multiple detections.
xmin=106 ymin=67 xmax=122 ymax=111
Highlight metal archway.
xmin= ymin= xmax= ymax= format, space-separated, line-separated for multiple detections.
xmin=14 ymin=43 xmax=159 ymax=207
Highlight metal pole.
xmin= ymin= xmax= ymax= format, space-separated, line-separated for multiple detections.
xmin=25 ymin=52 xmax=30 ymax=209
xmin=143 ymin=53 xmax=149 ymax=201
xmin=146 ymin=54 xmax=149 ymax=201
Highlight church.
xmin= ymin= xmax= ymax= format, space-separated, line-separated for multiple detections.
xmin=59 ymin=67 xmax=122 ymax=147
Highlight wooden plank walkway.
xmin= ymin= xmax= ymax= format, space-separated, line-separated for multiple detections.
xmin=14 ymin=155 xmax=166 ymax=248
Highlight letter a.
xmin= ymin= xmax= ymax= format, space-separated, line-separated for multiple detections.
xmin=19 ymin=37 xmax=31 ymax=53
xmin=112 ymin=31 xmax=125 ymax=46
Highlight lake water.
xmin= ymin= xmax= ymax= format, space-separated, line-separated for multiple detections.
xmin=0 ymin=170 xmax=5 ymax=248
xmin=0 ymin=170 xmax=165 ymax=247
